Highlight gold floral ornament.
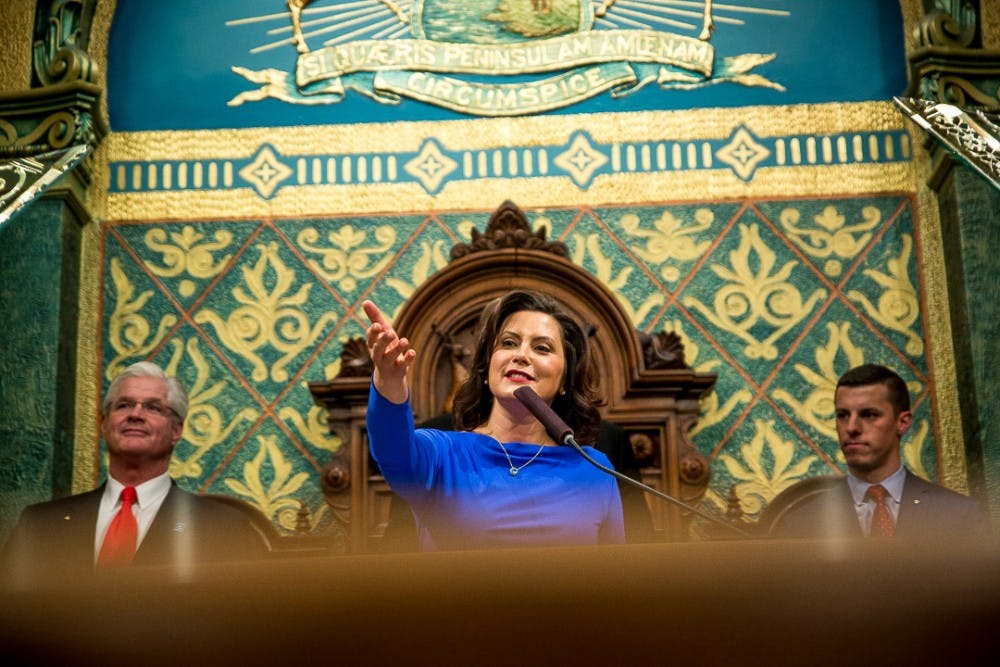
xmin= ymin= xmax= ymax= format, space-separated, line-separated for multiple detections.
xmin=383 ymin=239 xmax=450 ymax=308
xmin=105 ymin=258 xmax=178 ymax=380
xmin=619 ymin=208 xmax=714 ymax=283
xmin=224 ymin=434 xmax=312 ymax=533
xmin=164 ymin=338 xmax=260 ymax=479
xmin=683 ymin=223 xmax=826 ymax=361
xmin=779 ymin=204 xmax=880 ymax=278
xmin=772 ymin=321 xmax=865 ymax=442
xmin=195 ymin=242 xmax=339 ymax=383
xmin=275 ymin=356 xmax=342 ymax=455
xmin=666 ymin=318 xmax=751 ymax=439
xmin=719 ymin=419 xmax=820 ymax=517
xmin=279 ymin=390 xmax=340 ymax=454
xmin=847 ymin=233 xmax=923 ymax=356
xmin=143 ymin=225 xmax=234 ymax=298
xmin=297 ymin=224 xmax=396 ymax=293
xmin=570 ymin=232 xmax=664 ymax=323
xmin=902 ymin=419 xmax=931 ymax=480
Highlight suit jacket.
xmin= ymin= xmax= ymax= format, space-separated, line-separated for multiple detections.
xmin=2 ymin=482 xmax=267 ymax=588
xmin=769 ymin=470 xmax=989 ymax=541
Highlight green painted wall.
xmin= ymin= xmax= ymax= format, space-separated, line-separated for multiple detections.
xmin=939 ymin=166 xmax=1000 ymax=524
xmin=0 ymin=198 xmax=80 ymax=538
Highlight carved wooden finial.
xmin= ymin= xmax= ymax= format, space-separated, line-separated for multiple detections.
xmin=450 ymin=200 xmax=568 ymax=260
xmin=295 ymin=499 xmax=312 ymax=534
xmin=725 ymin=485 xmax=745 ymax=524
xmin=638 ymin=330 xmax=689 ymax=370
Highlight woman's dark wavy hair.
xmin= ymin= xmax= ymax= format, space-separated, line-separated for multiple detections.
xmin=452 ymin=290 xmax=603 ymax=444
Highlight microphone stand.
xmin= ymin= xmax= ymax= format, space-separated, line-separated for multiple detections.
xmin=564 ymin=434 xmax=751 ymax=539
xmin=512 ymin=385 xmax=750 ymax=539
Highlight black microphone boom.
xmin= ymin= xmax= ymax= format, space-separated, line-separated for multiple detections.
xmin=512 ymin=385 xmax=750 ymax=539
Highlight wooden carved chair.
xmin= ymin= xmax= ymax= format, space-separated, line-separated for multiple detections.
xmin=309 ymin=201 xmax=717 ymax=553
xmin=753 ymin=475 xmax=846 ymax=537
xmin=202 ymin=494 xmax=333 ymax=557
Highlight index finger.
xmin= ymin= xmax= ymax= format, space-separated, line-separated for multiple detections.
xmin=362 ymin=300 xmax=390 ymax=328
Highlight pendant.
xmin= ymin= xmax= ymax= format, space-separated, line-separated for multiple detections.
xmin=509 ymin=467 xmax=519 ymax=476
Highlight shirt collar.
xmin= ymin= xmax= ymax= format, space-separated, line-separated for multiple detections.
xmin=104 ymin=471 xmax=172 ymax=509
xmin=846 ymin=464 xmax=906 ymax=505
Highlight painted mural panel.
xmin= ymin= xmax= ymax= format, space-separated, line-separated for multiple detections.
xmin=107 ymin=0 xmax=906 ymax=130
xmin=94 ymin=2 xmax=949 ymax=537
xmin=97 ymin=194 xmax=936 ymax=534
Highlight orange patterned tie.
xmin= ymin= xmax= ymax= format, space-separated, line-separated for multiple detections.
xmin=864 ymin=484 xmax=895 ymax=537
xmin=98 ymin=486 xmax=138 ymax=566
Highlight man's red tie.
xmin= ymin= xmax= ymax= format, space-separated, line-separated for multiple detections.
xmin=98 ymin=486 xmax=138 ymax=566
xmin=864 ymin=484 xmax=895 ymax=537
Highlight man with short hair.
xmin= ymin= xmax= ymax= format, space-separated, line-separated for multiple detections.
xmin=3 ymin=361 xmax=266 ymax=587
xmin=770 ymin=364 xmax=989 ymax=539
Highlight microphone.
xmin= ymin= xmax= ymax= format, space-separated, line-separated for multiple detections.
xmin=512 ymin=385 xmax=574 ymax=445
xmin=512 ymin=385 xmax=750 ymax=539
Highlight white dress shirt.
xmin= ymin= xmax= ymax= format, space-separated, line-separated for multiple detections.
xmin=846 ymin=464 xmax=906 ymax=536
xmin=94 ymin=472 xmax=172 ymax=562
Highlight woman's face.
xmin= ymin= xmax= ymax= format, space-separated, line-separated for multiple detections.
xmin=487 ymin=310 xmax=566 ymax=405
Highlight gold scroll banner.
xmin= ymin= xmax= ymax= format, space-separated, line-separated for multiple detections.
xmin=295 ymin=30 xmax=714 ymax=81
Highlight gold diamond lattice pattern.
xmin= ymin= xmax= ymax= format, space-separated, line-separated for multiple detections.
xmin=98 ymin=195 xmax=934 ymax=533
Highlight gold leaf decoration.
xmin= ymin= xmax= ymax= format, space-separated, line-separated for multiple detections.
xmin=683 ymin=223 xmax=825 ymax=360
xmin=106 ymin=258 xmax=178 ymax=380
xmin=144 ymin=225 xmax=233 ymax=298
xmin=903 ymin=419 xmax=930 ymax=480
xmin=620 ymin=208 xmax=714 ymax=282
xmin=571 ymin=231 xmax=664 ymax=322
xmin=848 ymin=233 xmax=923 ymax=356
xmin=779 ymin=204 xmax=880 ymax=277
xmin=772 ymin=321 xmax=865 ymax=441
xmin=195 ymin=242 xmax=339 ymax=383
xmin=719 ymin=419 xmax=820 ymax=516
xmin=279 ymin=394 xmax=341 ymax=453
xmin=384 ymin=239 xmax=450 ymax=304
xmin=165 ymin=338 xmax=259 ymax=479
xmin=665 ymin=318 xmax=751 ymax=438
xmin=224 ymin=434 xmax=311 ymax=532
xmin=297 ymin=223 xmax=396 ymax=292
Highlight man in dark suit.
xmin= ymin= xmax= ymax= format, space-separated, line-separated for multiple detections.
xmin=2 ymin=362 xmax=266 ymax=588
xmin=770 ymin=364 xmax=989 ymax=540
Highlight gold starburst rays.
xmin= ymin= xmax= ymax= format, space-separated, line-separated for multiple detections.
xmin=228 ymin=1 xmax=414 ymax=54
xmin=228 ymin=1 xmax=790 ymax=54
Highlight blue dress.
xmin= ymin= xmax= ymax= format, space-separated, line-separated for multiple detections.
xmin=367 ymin=387 xmax=626 ymax=551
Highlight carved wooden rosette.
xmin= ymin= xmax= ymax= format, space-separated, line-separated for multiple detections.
xmin=310 ymin=201 xmax=717 ymax=551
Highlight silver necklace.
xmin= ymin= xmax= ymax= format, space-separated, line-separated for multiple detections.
xmin=484 ymin=435 xmax=545 ymax=476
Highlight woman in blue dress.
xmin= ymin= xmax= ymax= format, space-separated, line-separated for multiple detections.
xmin=363 ymin=290 xmax=625 ymax=551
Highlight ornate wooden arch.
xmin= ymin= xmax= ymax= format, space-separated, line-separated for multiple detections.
xmin=310 ymin=201 xmax=717 ymax=552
